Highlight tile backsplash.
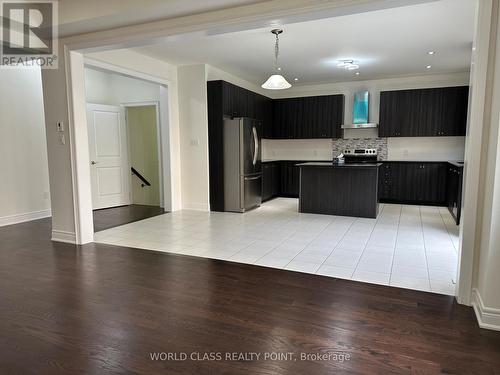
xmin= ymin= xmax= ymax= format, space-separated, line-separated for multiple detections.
xmin=332 ymin=138 xmax=388 ymax=160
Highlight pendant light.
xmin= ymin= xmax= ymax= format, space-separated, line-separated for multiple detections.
xmin=261 ymin=29 xmax=291 ymax=90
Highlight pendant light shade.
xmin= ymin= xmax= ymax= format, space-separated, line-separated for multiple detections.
xmin=262 ymin=29 xmax=291 ymax=90
xmin=261 ymin=74 xmax=291 ymax=90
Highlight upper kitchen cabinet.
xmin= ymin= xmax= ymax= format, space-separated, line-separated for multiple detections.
xmin=379 ymin=86 xmax=469 ymax=137
xmin=271 ymin=94 xmax=344 ymax=139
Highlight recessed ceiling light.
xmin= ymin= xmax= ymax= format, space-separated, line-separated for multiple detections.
xmin=355 ymin=72 xmax=360 ymax=75
xmin=426 ymin=65 xmax=432 ymax=69
xmin=428 ymin=51 xmax=435 ymax=55
xmin=337 ymin=59 xmax=359 ymax=70
xmin=294 ymin=78 xmax=299 ymax=81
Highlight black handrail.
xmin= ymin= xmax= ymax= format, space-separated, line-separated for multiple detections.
xmin=131 ymin=167 xmax=151 ymax=187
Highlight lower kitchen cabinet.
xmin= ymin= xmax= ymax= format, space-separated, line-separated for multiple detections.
xmin=280 ymin=161 xmax=302 ymax=197
xmin=379 ymin=162 xmax=447 ymax=205
xmin=262 ymin=162 xmax=280 ymax=201
xmin=262 ymin=161 xmax=315 ymax=200
xmin=446 ymin=163 xmax=463 ymax=224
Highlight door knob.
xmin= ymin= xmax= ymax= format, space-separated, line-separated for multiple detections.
xmin=91 ymin=161 xmax=98 ymax=165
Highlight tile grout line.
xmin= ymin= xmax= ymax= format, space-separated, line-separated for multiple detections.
xmin=419 ymin=206 xmax=432 ymax=291
xmin=315 ymin=215 xmax=362 ymax=273
xmin=282 ymin=216 xmax=342 ymax=271
xmin=387 ymin=204 xmax=403 ymax=285
xmin=438 ymin=207 xmax=460 ymax=254
xmin=308 ymin=215 xmax=361 ymax=275
xmin=253 ymin=214 xmax=335 ymax=266
xmin=350 ymin=203 xmax=389 ymax=280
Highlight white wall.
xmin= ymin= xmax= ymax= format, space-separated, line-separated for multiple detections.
xmin=387 ymin=137 xmax=466 ymax=161
xmin=262 ymin=139 xmax=332 ymax=161
xmin=264 ymin=72 xmax=470 ymax=162
xmin=470 ymin=0 xmax=500 ymax=330
xmin=177 ymin=64 xmax=210 ymax=211
xmin=85 ymin=68 xmax=162 ymax=104
xmin=0 ymin=67 xmax=51 ymax=226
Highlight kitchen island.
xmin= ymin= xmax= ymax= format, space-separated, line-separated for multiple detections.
xmin=297 ymin=162 xmax=382 ymax=218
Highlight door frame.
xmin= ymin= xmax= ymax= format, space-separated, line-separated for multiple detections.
xmin=87 ymin=102 xmax=131 ymax=209
xmin=81 ymin=58 xmax=174 ymax=240
xmin=122 ymin=101 xmax=165 ymax=208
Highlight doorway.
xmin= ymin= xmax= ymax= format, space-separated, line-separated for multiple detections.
xmin=126 ymin=104 xmax=162 ymax=208
xmin=88 ymin=102 xmax=166 ymax=232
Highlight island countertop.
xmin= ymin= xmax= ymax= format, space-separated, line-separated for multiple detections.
xmin=296 ymin=162 xmax=382 ymax=168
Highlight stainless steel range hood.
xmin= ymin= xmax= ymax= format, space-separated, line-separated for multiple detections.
xmin=341 ymin=122 xmax=378 ymax=129
xmin=341 ymin=91 xmax=378 ymax=129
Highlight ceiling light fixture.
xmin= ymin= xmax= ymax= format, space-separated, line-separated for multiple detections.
xmin=426 ymin=65 xmax=432 ymax=69
xmin=428 ymin=51 xmax=435 ymax=55
xmin=261 ymin=29 xmax=291 ymax=90
xmin=294 ymin=78 xmax=299 ymax=81
xmin=337 ymin=59 xmax=359 ymax=71
xmin=355 ymin=72 xmax=360 ymax=75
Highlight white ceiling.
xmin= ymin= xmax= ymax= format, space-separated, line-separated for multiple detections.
xmin=57 ymin=0 xmax=263 ymax=37
xmin=133 ymin=0 xmax=475 ymax=85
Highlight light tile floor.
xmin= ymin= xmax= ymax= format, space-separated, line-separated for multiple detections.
xmin=94 ymin=198 xmax=460 ymax=295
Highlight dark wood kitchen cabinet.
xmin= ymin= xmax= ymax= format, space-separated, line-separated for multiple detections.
xmin=379 ymin=162 xmax=447 ymax=205
xmin=207 ymin=80 xmax=273 ymax=211
xmin=447 ymin=163 xmax=463 ymax=224
xmin=271 ymin=94 xmax=344 ymax=139
xmin=262 ymin=162 xmax=280 ymax=202
xmin=379 ymin=86 xmax=469 ymax=137
xmin=280 ymin=161 xmax=303 ymax=197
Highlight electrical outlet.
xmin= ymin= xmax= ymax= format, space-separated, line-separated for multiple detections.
xmin=190 ymin=139 xmax=200 ymax=146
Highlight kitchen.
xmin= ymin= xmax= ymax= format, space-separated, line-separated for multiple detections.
xmin=208 ymin=81 xmax=467 ymax=223
xmin=94 ymin=0 xmax=471 ymax=294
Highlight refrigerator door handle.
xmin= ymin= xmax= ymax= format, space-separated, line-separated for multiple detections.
xmin=244 ymin=175 xmax=261 ymax=181
xmin=252 ymin=126 xmax=258 ymax=166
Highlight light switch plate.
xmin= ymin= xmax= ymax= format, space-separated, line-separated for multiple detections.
xmin=57 ymin=122 xmax=64 ymax=132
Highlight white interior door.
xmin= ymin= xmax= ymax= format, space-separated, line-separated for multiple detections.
xmin=87 ymin=103 xmax=130 ymax=210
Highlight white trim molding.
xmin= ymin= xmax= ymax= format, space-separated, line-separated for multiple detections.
xmin=471 ymin=288 xmax=500 ymax=331
xmin=0 ymin=209 xmax=52 ymax=227
xmin=51 ymin=230 xmax=77 ymax=244
xmin=84 ymin=57 xmax=172 ymax=86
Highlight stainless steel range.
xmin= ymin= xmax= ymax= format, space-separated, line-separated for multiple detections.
xmin=343 ymin=149 xmax=378 ymax=164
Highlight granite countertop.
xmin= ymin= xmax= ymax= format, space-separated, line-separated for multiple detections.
xmin=383 ymin=160 xmax=464 ymax=165
xmin=262 ymin=159 xmax=330 ymax=163
xmin=448 ymin=161 xmax=464 ymax=168
xmin=297 ymin=162 xmax=382 ymax=168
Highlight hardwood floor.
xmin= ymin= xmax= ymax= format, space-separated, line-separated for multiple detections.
xmin=93 ymin=204 xmax=165 ymax=232
xmin=1 ymin=218 xmax=500 ymax=374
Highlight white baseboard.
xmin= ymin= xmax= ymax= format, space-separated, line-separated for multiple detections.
xmin=0 ymin=209 xmax=52 ymax=227
xmin=471 ymin=288 xmax=500 ymax=331
xmin=182 ymin=202 xmax=210 ymax=211
xmin=51 ymin=230 xmax=77 ymax=244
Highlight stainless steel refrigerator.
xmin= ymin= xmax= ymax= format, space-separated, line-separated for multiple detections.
xmin=223 ymin=117 xmax=262 ymax=212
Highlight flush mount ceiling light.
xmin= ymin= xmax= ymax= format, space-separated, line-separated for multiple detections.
xmin=428 ymin=51 xmax=436 ymax=55
xmin=262 ymin=29 xmax=291 ymax=90
xmin=337 ymin=59 xmax=359 ymax=71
